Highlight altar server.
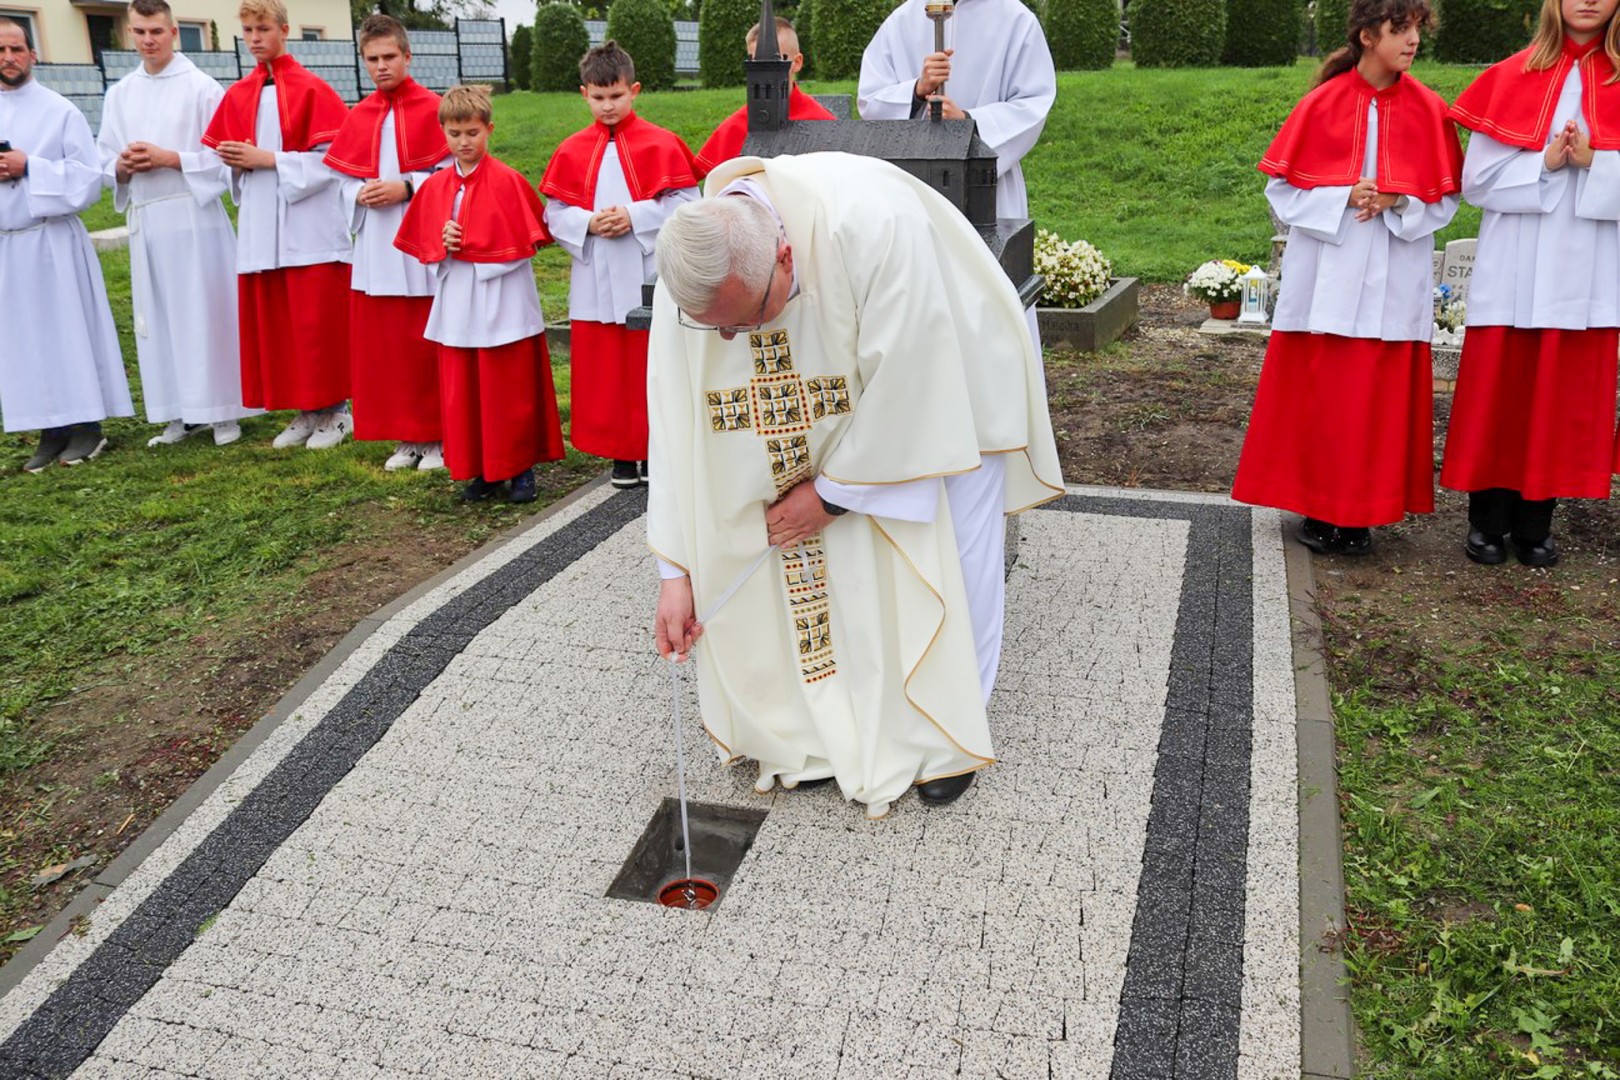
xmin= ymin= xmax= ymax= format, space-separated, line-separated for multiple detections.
xmin=394 ymin=85 xmax=565 ymax=504
xmin=100 ymin=0 xmax=257 ymax=450
xmin=694 ymin=17 xmax=834 ymax=175
xmin=1439 ymin=0 xmax=1620 ymax=567
xmin=0 ymin=19 xmax=132 ymax=471
xmin=202 ymin=0 xmax=353 ymax=450
xmin=1232 ymin=0 xmax=1462 ymax=556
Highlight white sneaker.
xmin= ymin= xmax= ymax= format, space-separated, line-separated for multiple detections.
xmin=384 ymin=442 xmax=423 ymax=470
xmin=146 ymin=420 xmax=196 ymax=447
xmin=305 ymin=410 xmax=353 ymax=450
xmin=212 ymin=421 xmax=242 ymax=447
xmin=272 ymin=412 xmax=319 ymax=449
xmin=416 ymin=442 xmax=445 ymax=471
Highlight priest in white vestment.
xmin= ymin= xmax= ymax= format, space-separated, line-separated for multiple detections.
xmin=649 ymin=153 xmax=1063 ymax=819
xmin=0 ymin=19 xmax=132 ymax=472
xmin=99 ymin=0 xmax=256 ymax=449
xmin=857 ymin=0 xmax=1056 ymax=221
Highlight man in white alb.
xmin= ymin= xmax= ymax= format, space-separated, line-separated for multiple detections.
xmin=649 ymin=153 xmax=1063 ymax=820
xmin=0 ymin=18 xmax=132 ymax=471
xmin=99 ymin=0 xmax=258 ymax=450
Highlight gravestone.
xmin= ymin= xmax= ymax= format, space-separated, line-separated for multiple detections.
xmin=1438 ymin=238 xmax=1476 ymax=301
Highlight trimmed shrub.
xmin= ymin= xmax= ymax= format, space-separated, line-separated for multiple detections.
xmin=1433 ymin=0 xmax=1537 ymax=62
xmin=607 ymin=0 xmax=678 ymax=89
xmin=795 ymin=0 xmax=817 ymax=77
xmin=1314 ymin=0 xmax=1351 ymax=54
xmin=811 ymin=0 xmax=890 ymax=80
xmin=532 ymin=3 xmax=591 ymax=92
xmin=1046 ymin=0 xmax=1121 ymax=70
xmin=509 ymin=23 xmax=533 ymax=90
xmin=1130 ymin=0 xmax=1225 ymax=65
xmin=1222 ymin=0 xmax=1301 ymax=64
xmin=699 ymin=0 xmax=759 ymax=86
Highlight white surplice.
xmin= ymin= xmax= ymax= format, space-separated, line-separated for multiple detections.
xmin=422 ymin=162 xmax=544 ymax=349
xmin=647 ymin=153 xmax=1064 ymax=816
xmin=857 ymin=0 xmax=1056 ymax=219
xmin=1270 ymin=101 xmax=1460 ymax=341
xmin=340 ymin=112 xmax=445 ymax=298
xmin=542 ymin=141 xmax=698 ymax=324
xmin=1460 ymin=66 xmax=1620 ymax=330
xmin=98 ymin=54 xmax=256 ymax=425
xmin=0 ymin=79 xmax=131 ymax=432
xmin=205 ymin=84 xmax=351 ymax=274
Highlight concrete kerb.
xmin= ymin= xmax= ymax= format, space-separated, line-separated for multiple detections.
xmin=0 ymin=473 xmax=617 ymax=1002
xmin=1284 ymin=520 xmax=1358 ymax=1080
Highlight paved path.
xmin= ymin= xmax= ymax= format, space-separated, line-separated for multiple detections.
xmin=0 ymin=484 xmax=1311 ymax=1080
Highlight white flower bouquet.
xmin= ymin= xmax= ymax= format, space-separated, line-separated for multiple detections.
xmin=1183 ymin=259 xmax=1250 ymax=304
xmin=1035 ymin=229 xmax=1113 ymax=309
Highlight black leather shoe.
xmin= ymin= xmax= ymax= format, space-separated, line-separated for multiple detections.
xmin=1296 ymin=518 xmax=1341 ymax=554
xmin=460 ymin=476 xmax=499 ymax=502
xmin=1515 ymin=536 xmax=1559 ymax=568
xmin=917 ymin=772 xmax=975 ymax=806
xmin=508 ymin=469 xmax=537 ymax=504
xmin=1465 ymin=530 xmax=1508 ymax=565
xmin=1337 ymin=527 xmax=1372 ymax=557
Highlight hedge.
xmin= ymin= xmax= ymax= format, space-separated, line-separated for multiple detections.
xmin=794 ymin=0 xmax=817 ymax=77
xmin=1314 ymin=0 xmax=1351 ymax=55
xmin=1130 ymin=0 xmax=1226 ymax=65
xmin=532 ymin=3 xmax=591 ymax=92
xmin=699 ymin=0 xmax=759 ymax=86
xmin=509 ymin=23 xmax=532 ymax=90
xmin=1222 ymin=0 xmax=1301 ymax=65
xmin=811 ymin=0 xmax=891 ymax=80
xmin=1433 ymin=0 xmax=1538 ymax=62
xmin=1046 ymin=0 xmax=1120 ymax=70
xmin=607 ymin=0 xmax=678 ymax=89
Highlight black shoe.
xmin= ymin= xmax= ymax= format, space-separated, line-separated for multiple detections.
xmin=917 ymin=772 xmax=976 ymax=806
xmin=1337 ymin=527 xmax=1372 ymax=557
xmin=610 ymin=460 xmax=640 ymax=488
xmin=58 ymin=423 xmax=107 ymax=466
xmin=1465 ymin=530 xmax=1508 ymax=565
xmin=637 ymin=459 xmax=649 ymax=486
xmin=508 ymin=469 xmax=537 ymax=504
xmin=1515 ymin=535 xmax=1559 ymax=568
xmin=23 ymin=428 xmax=70 ymax=473
xmin=783 ymin=776 xmax=836 ymax=791
xmin=1296 ymin=518 xmax=1340 ymax=554
xmin=460 ymin=476 xmax=499 ymax=502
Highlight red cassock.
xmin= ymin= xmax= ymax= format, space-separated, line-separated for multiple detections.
xmin=694 ymin=85 xmax=836 ymax=176
xmin=203 ymin=54 xmax=352 ymax=411
xmin=325 ymin=79 xmax=449 ymax=443
xmin=1441 ymin=39 xmax=1620 ymax=500
xmin=541 ymin=114 xmax=700 ymax=461
xmin=1233 ymin=71 xmax=1461 ymax=526
xmin=395 ymin=155 xmax=564 ymax=481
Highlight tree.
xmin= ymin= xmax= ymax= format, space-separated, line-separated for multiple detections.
xmin=510 ymin=22 xmax=533 ymax=89
xmin=1433 ymin=0 xmax=1538 ymax=62
xmin=1222 ymin=0 xmax=1300 ymax=65
xmin=811 ymin=0 xmax=889 ymax=80
xmin=1045 ymin=0 xmax=1120 ymax=70
xmin=608 ymin=0 xmax=679 ymax=89
xmin=1130 ymin=0 xmax=1225 ymax=66
xmin=698 ymin=0 xmax=758 ymax=86
xmin=349 ymin=0 xmax=492 ymax=31
xmin=534 ymin=3 xmax=592 ymax=91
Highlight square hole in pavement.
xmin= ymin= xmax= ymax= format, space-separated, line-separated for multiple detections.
xmin=606 ymin=798 xmax=767 ymax=911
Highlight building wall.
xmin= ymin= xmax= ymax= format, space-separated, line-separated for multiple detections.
xmin=8 ymin=0 xmax=352 ymax=63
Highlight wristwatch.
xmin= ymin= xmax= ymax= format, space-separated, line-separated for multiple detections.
xmin=401 ymin=178 xmax=415 ymax=201
xmin=820 ymin=496 xmax=848 ymax=517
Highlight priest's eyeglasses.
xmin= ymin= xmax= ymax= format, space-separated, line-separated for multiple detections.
xmin=675 ymin=264 xmax=775 ymax=334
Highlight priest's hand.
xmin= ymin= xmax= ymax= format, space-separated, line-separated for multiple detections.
xmin=215 ymin=140 xmax=276 ymax=171
xmin=359 ymin=179 xmax=409 ymax=208
xmin=589 ymin=206 xmax=632 ymax=238
xmin=122 ymin=142 xmax=180 ymax=174
xmin=1568 ymin=126 xmax=1595 ymax=169
xmin=915 ymin=48 xmax=953 ymax=99
xmin=442 ymin=220 xmax=463 ymax=252
xmin=655 ymin=576 xmax=704 ymax=662
xmin=0 ymin=148 xmax=25 ymax=181
xmin=765 ymin=480 xmax=836 ymax=549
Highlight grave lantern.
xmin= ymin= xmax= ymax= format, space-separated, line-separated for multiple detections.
xmin=1239 ymin=265 xmax=1270 ymax=325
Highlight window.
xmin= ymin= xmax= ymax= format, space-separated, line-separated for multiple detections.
xmin=0 ymin=9 xmax=36 ymax=50
xmin=177 ymin=21 xmax=205 ymax=51
xmin=299 ymin=27 xmax=322 ymax=40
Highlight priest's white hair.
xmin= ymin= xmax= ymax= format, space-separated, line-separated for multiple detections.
xmin=655 ymin=196 xmax=778 ymax=317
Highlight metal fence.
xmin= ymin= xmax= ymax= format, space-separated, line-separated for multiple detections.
xmin=38 ymin=17 xmax=508 ymax=133
xmin=584 ymin=20 xmax=700 ymax=76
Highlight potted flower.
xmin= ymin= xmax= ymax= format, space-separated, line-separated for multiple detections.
xmin=1034 ymin=229 xmax=1140 ymax=351
xmin=1184 ymin=259 xmax=1250 ymax=320
xmin=1433 ymin=284 xmax=1466 ymax=347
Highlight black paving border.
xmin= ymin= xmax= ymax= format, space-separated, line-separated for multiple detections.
xmin=0 ymin=485 xmax=648 ymax=1080
xmin=1039 ymin=494 xmax=1254 ymax=1080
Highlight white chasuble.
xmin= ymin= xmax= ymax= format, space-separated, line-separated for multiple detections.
xmin=647 ymin=153 xmax=1063 ymax=816
xmin=857 ymin=0 xmax=1056 ymax=219
xmin=98 ymin=54 xmax=256 ymax=424
xmin=0 ymin=79 xmax=131 ymax=432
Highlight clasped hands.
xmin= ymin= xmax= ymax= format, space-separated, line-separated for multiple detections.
xmin=441 ymin=219 xmax=463 ymax=252
xmin=1348 ymin=178 xmax=1399 ymax=222
xmin=1545 ymin=120 xmax=1595 ymax=171
xmin=357 ymin=178 xmax=409 ymax=208
xmin=115 ymin=141 xmax=179 ymax=182
xmin=588 ymin=205 xmax=632 ymax=239
xmin=914 ymin=49 xmax=967 ymax=120
xmin=214 ymin=140 xmax=276 ymax=171
xmin=0 ymin=147 xmax=24 ymax=181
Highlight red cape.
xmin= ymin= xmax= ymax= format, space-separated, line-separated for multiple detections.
xmin=1259 ymin=69 xmax=1462 ymax=202
xmin=324 ymin=78 xmax=448 ymax=178
xmin=1450 ymin=37 xmax=1620 ymax=151
xmin=394 ymin=155 xmax=551 ymax=265
xmin=202 ymin=53 xmax=348 ymax=153
xmin=695 ymin=85 xmax=836 ymax=175
xmin=539 ymin=111 xmax=700 ymax=207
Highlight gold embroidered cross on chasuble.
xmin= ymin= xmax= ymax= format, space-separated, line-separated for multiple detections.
xmin=704 ymin=329 xmax=853 ymax=684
